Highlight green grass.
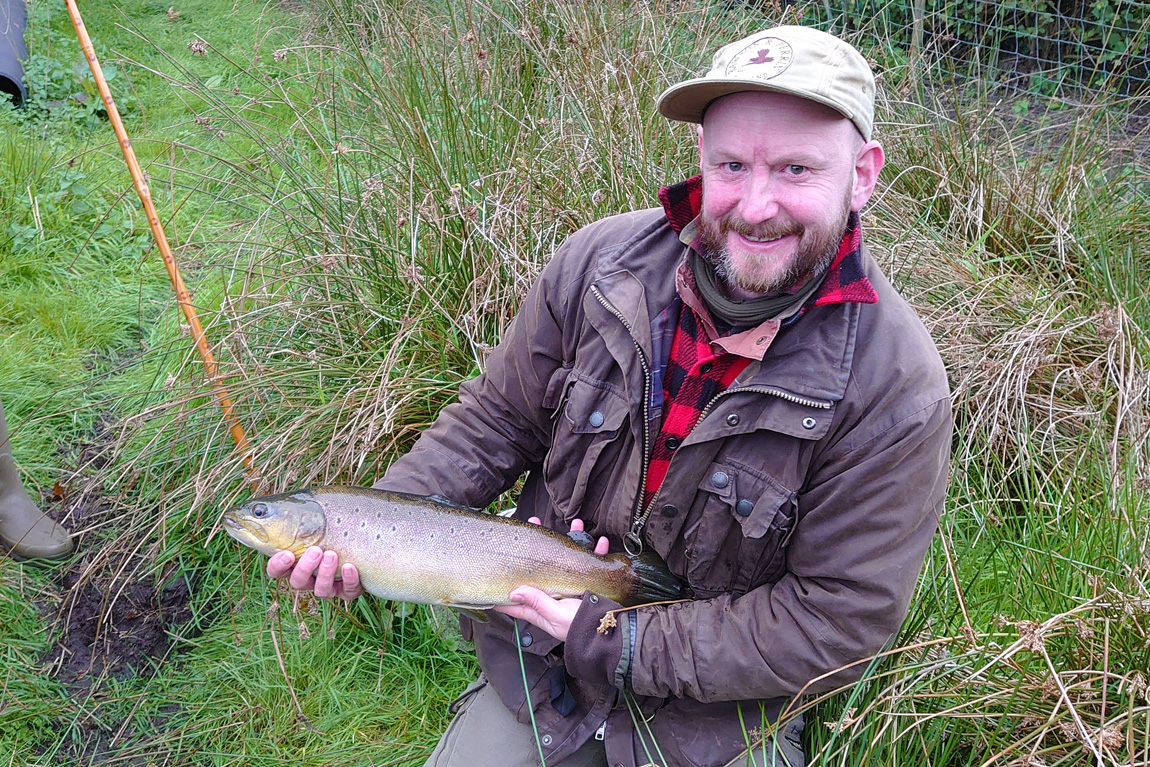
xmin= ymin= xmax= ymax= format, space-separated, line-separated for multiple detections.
xmin=1 ymin=0 xmax=1148 ymax=764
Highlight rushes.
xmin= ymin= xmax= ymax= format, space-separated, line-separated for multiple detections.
xmin=4 ymin=0 xmax=1145 ymax=763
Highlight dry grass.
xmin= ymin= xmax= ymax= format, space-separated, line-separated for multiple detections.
xmin=17 ymin=0 xmax=1148 ymax=763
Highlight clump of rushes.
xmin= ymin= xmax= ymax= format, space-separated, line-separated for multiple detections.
xmin=51 ymin=0 xmax=1149 ymax=763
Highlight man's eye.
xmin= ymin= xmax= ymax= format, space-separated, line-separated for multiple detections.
xmin=725 ymin=162 xmax=744 ymax=172
xmin=786 ymin=164 xmax=807 ymax=175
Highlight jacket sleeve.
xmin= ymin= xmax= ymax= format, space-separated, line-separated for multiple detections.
xmin=625 ymin=394 xmax=951 ymax=703
xmin=372 ymin=242 xmax=578 ymax=506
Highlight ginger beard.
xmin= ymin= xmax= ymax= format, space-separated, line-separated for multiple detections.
xmin=699 ymin=184 xmax=853 ymax=296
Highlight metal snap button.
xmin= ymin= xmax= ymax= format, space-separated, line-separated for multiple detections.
xmin=700 ymin=361 xmax=713 ymax=373
xmin=802 ymin=417 xmax=817 ymax=430
xmin=660 ymin=504 xmax=679 ymax=518
xmin=735 ymin=499 xmax=754 ymax=516
xmin=541 ymin=735 xmax=553 ymax=746
xmin=665 ymin=437 xmax=680 ymax=450
xmin=520 ymin=631 xmax=533 ymax=647
xmin=589 ymin=594 xmax=598 ymax=604
xmin=726 ymin=413 xmax=740 ymax=427
xmin=588 ymin=411 xmax=605 ymax=428
xmin=711 ymin=471 xmax=729 ymax=488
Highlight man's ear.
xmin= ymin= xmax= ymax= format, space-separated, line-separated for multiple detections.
xmin=697 ymin=124 xmax=705 ymax=170
xmin=851 ymin=141 xmax=885 ymax=212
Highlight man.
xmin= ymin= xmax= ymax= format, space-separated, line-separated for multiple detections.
xmin=0 ymin=396 xmax=74 ymax=559
xmin=270 ymin=25 xmax=951 ymax=767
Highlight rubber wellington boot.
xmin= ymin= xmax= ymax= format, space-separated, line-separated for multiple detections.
xmin=0 ymin=398 xmax=73 ymax=560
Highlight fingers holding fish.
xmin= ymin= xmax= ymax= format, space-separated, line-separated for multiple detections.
xmin=528 ymin=516 xmax=610 ymax=556
xmin=496 ymin=586 xmax=582 ymax=642
xmin=268 ymin=546 xmax=364 ymax=601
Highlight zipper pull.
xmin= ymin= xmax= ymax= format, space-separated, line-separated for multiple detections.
xmin=595 ymin=720 xmax=607 ymax=741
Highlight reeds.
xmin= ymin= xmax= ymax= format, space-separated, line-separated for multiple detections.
xmin=4 ymin=0 xmax=1147 ymax=762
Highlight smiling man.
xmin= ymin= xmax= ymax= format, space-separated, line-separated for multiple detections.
xmin=270 ymin=25 xmax=951 ymax=767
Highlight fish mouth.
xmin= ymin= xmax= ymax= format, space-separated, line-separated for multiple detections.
xmin=222 ymin=513 xmax=269 ymax=545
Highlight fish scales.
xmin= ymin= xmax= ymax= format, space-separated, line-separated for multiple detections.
xmin=317 ymin=489 xmax=628 ymax=605
xmin=222 ymin=485 xmax=685 ymax=609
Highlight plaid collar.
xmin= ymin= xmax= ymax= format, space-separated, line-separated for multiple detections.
xmin=657 ymin=175 xmax=879 ymax=310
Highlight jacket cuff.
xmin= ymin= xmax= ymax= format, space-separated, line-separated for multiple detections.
xmin=563 ymin=590 xmax=630 ymax=690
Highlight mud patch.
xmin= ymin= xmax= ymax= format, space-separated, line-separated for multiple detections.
xmin=46 ymin=562 xmax=196 ymax=688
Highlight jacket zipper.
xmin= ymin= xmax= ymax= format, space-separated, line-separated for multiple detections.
xmin=590 ymin=286 xmax=834 ymax=552
xmin=589 ymin=285 xmax=652 ymax=555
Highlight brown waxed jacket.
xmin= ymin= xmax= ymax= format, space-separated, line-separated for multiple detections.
xmin=376 ymin=207 xmax=952 ymax=767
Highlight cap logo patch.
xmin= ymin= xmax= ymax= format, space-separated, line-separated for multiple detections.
xmin=725 ymin=36 xmax=793 ymax=80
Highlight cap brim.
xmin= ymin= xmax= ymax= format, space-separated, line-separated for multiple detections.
xmin=657 ymin=77 xmax=856 ymax=126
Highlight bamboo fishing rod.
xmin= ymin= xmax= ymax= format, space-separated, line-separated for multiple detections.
xmin=65 ymin=1 xmax=256 ymax=476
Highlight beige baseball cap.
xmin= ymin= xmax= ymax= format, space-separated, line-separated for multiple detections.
xmin=657 ymin=26 xmax=876 ymax=140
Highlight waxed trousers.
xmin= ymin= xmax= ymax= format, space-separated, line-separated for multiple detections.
xmin=423 ymin=677 xmax=806 ymax=767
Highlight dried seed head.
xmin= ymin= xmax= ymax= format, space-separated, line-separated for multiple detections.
xmin=1098 ymin=727 xmax=1122 ymax=750
xmin=187 ymin=39 xmax=208 ymax=56
xmin=1016 ymin=619 xmax=1045 ymax=652
xmin=1091 ymin=305 xmax=1121 ymax=343
xmin=1130 ymin=671 xmax=1147 ymax=701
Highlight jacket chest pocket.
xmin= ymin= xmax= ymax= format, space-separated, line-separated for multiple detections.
xmin=682 ymin=463 xmax=797 ymax=596
xmin=543 ymin=377 xmax=630 ymax=521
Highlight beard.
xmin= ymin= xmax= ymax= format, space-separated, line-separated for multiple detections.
xmin=699 ymin=187 xmax=852 ymax=296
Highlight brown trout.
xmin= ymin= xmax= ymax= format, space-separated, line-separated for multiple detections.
xmin=222 ymin=485 xmax=686 ymax=609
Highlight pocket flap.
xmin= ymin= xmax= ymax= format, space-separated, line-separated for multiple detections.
xmin=696 ymin=462 xmax=737 ymax=504
xmin=731 ymin=474 xmax=796 ymax=539
xmin=563 ymin=379 xmax=628 ymax=435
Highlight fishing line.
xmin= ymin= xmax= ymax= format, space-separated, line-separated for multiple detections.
xmin=513 ymin=619 xmax=549 ymax=767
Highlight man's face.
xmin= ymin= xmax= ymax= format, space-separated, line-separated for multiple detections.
xmin=697 ymin=91 xmax=883 ymax=298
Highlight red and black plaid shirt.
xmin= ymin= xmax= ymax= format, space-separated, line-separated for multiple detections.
xmin=641 ymin=176 xmax=879 ymax=509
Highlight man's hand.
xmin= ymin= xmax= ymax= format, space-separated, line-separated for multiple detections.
xmin=267 ymin=547 xmax=364 ymax=601
xmin=493 ymin=518 xmax=608 ymax=642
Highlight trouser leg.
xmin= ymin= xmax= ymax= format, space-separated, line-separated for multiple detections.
xmin=0 ymin=397 xmax=73 ymax=560
xmin=424 ymin=677 xmax=608 ymax=767
xmin=722 ymin=714 xmax=806 ymax=767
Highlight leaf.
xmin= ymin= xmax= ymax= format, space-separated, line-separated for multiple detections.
xmin=204 ymin=74 xmax=224 ymax=89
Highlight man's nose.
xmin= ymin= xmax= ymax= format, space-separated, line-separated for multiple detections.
xmin=738 ymin=172 xmax=780 ymax=223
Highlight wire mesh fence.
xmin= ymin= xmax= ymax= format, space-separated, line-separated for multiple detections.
xmin=772 ymin=0 xmax=1150 ymax=110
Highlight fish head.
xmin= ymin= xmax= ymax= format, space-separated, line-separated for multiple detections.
xmin=221 ymin=491 xmax=327 ymax=557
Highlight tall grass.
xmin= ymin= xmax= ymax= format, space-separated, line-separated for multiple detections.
xmin=2 ymin=0 xmax=1147 ymax=763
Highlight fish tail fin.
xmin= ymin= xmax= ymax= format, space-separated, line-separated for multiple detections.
xmin=625 ymin=550 xmax=690 ymax=605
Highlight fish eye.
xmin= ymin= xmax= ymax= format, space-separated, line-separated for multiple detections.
xmin=252 ymin=502 xmax=269 ymax=518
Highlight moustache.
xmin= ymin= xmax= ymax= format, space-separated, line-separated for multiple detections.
xmin=721 ymin=216 xmax=804 ymax=241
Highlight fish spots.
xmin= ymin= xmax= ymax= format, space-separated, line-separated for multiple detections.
xmin=343 ymin=532 xmax=348 ymax=538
